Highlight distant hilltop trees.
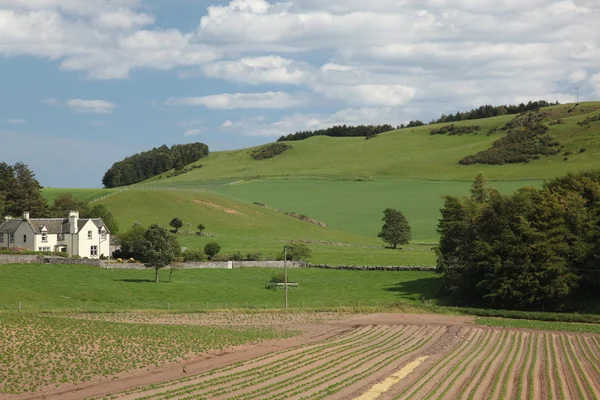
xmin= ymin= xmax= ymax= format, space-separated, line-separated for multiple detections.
xmin=276 ymin=100 xmax=559 ymax=142
xmin=102 ymin=143 xmax=209 ymax=188
xmin=277 ymin=124 xmax=395 ymax=142
xmin=429 ymin=100 xmax=559 ymax=125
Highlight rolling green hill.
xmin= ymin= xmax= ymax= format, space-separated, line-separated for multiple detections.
xmin=41 ymin=102 xmax=600 ymax=266
xmin=143 ymin=102 xmax=600 ymax=185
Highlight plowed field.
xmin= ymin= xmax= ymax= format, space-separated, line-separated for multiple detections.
xmin=99 ymin=323 xmax=600 ymax=400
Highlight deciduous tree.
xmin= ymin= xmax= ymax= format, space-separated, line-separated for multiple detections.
xmin=141 ymin=224 xmax=180 ymax=283
xmin=378 ymin=208 xmax=412 ymax=249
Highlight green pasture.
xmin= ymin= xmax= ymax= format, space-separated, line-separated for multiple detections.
xmin=0 ymin=264 xmax=439 ymax=310
xmin=143 ymin=102 xmax=600 ymax=185
xmin=211 ymin=179 xmax=542 ymax=241
xmin=99 ymin=189 xmax=434 ymax=265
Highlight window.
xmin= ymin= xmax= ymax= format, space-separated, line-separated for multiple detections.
xmin=90 ymin=246 xmax=98 ymax=256
xmin=88 ymin=230 xmax=93 ymax=239
xmin=0 ymin=234 xmax=3 ymax=243
xmin=10 ymin=234 xmax=14 ymax=243
xmin=38 ymin=247 xmax=50 ymax=252
xmin=23 ymin=234 xmax=27 ymax=243
xmin=41 ymin=232 xmax=48 ymax=243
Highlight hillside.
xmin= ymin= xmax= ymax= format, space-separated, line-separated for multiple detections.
xmin=144 ymin=102 xmax=600 ymax=185
xmin=96 ymin=189 xmax=435 ymax=266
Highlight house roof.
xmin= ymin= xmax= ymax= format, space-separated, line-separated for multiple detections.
xmin=0 ymin=217 xmax=109 ymax=234
xmin=0 ymin=220 xmax=22 ymax=234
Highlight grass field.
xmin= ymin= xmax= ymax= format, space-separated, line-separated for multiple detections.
xmin=476 ymin=317 xmax=600 ymax=335
xmin=0 ymin=264 xmax=440 ymax=310
xmin=96 ymin=188 xmax=436 ymax=265
xmin=210 ymin=179 xmax=541 ymax=241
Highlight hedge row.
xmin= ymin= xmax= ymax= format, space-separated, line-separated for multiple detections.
xmin=306 ymin=264 xmax=435 ymax=271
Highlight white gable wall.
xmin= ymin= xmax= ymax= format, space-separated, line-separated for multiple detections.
xmin=76 ymin=220 xmax=110 ymax=259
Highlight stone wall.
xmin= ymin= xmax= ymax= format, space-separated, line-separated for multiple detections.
xmin=44 ymin=257 xmax=106 ymax=268
xmin=0 ymin=254 xmax=43 ymax=264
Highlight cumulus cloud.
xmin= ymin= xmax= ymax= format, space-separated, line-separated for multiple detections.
xmin=201 ymin=56 xmax=311 ymax=85
xmin=166 ymin=92 xmax=305 ymax=109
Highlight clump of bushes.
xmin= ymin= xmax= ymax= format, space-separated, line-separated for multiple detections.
xmin=0 ymin=248 xmax=68 ymax=258
xmin=459 ymin=111 xmax=561 ymax=165
xmin=182 ymin=249 xmax=207 ymax=262
xmin=204 ymin=242 xmax=221 ymax=260
xmin=430 ymin=124 xmax=481 ymax=136
xmin=212 ymin=252 xmax=263 ymax=262
xmin=549 ymin=119 xmax=565 ymax=126
xmin=577 ymin=114 xmax=600 ymax=127
xmin=249 ymin=143 xmax=291 ymax=160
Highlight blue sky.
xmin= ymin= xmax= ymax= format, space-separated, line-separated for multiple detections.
xmin=0 ymin=0 xmax=599 ymax=188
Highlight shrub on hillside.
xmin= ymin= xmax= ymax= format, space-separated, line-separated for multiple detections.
xmin=577 ymin=114 xmax=600 ymax=127
xmin=459 ymin=111 xmax=561 ymax=165
xmin=249 ymin=143 xmax=291 ymax=160
xmin=430 ymin=125 xmax=481 ymax=136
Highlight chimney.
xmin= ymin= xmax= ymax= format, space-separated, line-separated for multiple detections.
xmin=22 ymin=211 xmax=30 ymax=220
xmin=69 ymin=210 xmax=79 ymax=234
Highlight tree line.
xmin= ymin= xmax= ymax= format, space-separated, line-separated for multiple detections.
xmin=277 ymin=124 xmax=395 ymax=142
xmin=102 ymin=142 xmax=209 ymax=188
xmin=430 ymin=100 xmax=558 ymax=124
xmin=437 ymin=171 xmax=600 ymax=312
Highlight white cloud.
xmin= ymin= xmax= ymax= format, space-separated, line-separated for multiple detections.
xmin=6 ymin=119 xmax=26 ymax=124
xmin=166 ymin=91 xmax=304 ymax=109
xmin=221 ymin=106 xmax=406 ymax=137
xmin=67 ymin=99 xmax=117 ymax=114
xmin=313 ymin=84 xmax=416 ymax=107
xmin=591 ymin=74 xmax=600 ymax=96
xmin=95 ymin=9 xmax=154 ymax=30
xmin=201 ymin=56 xmax=311 ymax=85
xmin=184 ymin=128 xmax=203 ymax=136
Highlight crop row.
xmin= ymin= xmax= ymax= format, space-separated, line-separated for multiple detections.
xmin=394 ymin=329 xmax=600 ymax=400
xmin=107 ymin=325 xmax=444 ymax=399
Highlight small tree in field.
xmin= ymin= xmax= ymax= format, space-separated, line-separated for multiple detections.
xmin=141 ymin=224 xmax=180 ymax=282
xmin=169 ymin=217 xmax=183 ymax=233
xmin=378 ymin=208 xmax=412 ymax=249
xmin=284 ymin=243 xmax=312 ymax=261
xmin=204 ymin=242 xmax=221 ymax=260
xmin=197 ymin=223 xmax=206 ymax=235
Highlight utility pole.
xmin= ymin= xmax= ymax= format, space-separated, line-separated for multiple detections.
xmin=284 ymin=246 xmax=288 ymax=309
xmin=575 ymin=85 xmax=580 ymax=103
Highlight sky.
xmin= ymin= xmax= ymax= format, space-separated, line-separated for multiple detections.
xmin=0 ymin=0 xmax=599 ymax=188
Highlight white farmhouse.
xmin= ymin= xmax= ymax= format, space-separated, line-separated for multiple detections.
xmin=0 ymin=211 xmax=110 ymax=259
